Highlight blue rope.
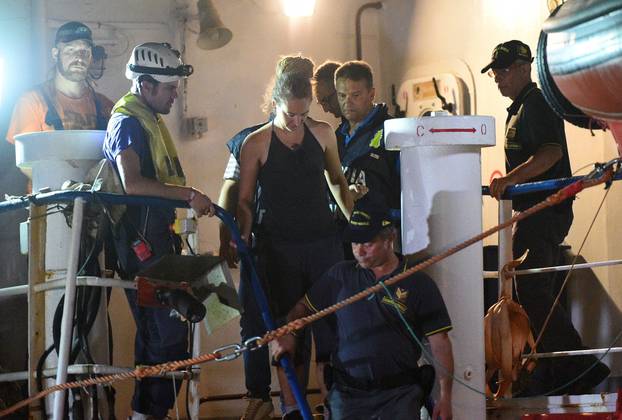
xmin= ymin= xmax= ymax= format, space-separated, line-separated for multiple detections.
xmin=481 ymin=169 xmax=622 ymax=199
xmin=0 ymin=191 xmax=313 ymax=419
xmin=2 ymin=166 xmax=620 ymax=219
xmin=214 ymin=207 xmax=313 ymax=418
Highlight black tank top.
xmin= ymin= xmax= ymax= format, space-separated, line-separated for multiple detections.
xmin=257 ymin=123 xmax=335 ymax=241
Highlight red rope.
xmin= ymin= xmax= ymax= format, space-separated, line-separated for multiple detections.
xmin=258 ymin=173 xmax=611 ymax=347
xmin=0 ymin=352 xmax=222 ymax=417
xmin=2 ymin=168 xmax=612 ymax=418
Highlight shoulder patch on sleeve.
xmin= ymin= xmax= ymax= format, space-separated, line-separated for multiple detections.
xmin=369 ymin=129 xmax=383 ymax=149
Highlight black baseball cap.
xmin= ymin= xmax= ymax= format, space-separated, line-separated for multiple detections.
xmin=55 ymin=21 xmax=93 ymax=45
xmin=344 ymin=195 xmax=394 ymax=244
xmin=480 ymin=40 xmax=533 ymax=74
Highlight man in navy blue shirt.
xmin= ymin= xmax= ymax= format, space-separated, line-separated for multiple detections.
xmin=333 ymin=61 xmax=400 ymax=259
xmin=272 ymin=195 xmax=454 ymax=420
xmin=103 ymin=42 xmax=214 ymax=420
xmin=334 ymin=61 xmax=399 ymax=213
xmin=484 ymin=40 xmax=609 ymax=395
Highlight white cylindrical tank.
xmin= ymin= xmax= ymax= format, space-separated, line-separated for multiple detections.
xmin=16 ymin=130 xmax=105 ymax=272
xmin=385 ymin=116 xmax=495 ymax=419
xmin=15 ymin=130 xmax=107 ymax=401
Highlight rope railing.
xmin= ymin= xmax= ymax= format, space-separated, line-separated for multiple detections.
xmin=0 ymin=159 xmax=617 ymax=418
xmin=0 ymin=348 xmax=226 ymax=418
xmin=481 ymin=167 xmax=622 ymax=198
xmin=257 ymin=162 xmax=616 ymax=347
xmin=0 ymin=189 xmax=315 ymax=420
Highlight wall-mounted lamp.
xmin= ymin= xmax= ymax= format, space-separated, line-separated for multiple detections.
xmin=282 ymin=0 xmax=316 ymax=17
xmin=197 ymin=0 xmax=232 ymax=50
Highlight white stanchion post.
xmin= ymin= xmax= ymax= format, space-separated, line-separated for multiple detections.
xmin=52 ymin=198 xmax=85 ymax=420
xmin=15 ymin=130 xmax=105 ymax=414
xmin=495 ymin=199 xmax=513 ymax=395
xmin=188 ymin=326 xmax=201 ymax=420
xmin=498 ymin=199 xmax=513 ymax=296
xmin=386 ymin=115 xmax=495 ymax=420
xmin=185 ymin=209 xmax=201 ymax=420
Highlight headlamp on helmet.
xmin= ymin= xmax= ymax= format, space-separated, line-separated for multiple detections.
xmin=126 ymin=42 xmax=193 ymax=83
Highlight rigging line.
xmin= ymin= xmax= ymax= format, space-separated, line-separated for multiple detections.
xmin=3 ymin=163 xmax=614 ymax=416
xmin=531 ymin=182 xmax=612 ymax=353
xmin=573 ymin=162 xmax=598 ymax=176
xmin=378 ymin=281 xmax=486 ymax=396
xmin=26 ymin=205 xmax=69 ymax=221
xmin=258 ymin=167 xmax=614 ymax=348
xmin=543 ymin=325 xmax=622 ymax=396
xmin=0 ymin=351 xmax=222 ymax=418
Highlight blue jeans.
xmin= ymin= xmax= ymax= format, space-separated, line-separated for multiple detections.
xmin=125 ymin=289 xmax=189 ymax=417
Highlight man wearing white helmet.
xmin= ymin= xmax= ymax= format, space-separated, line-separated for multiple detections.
xmin=7 ymin=21 xmax=113 ymax=143
xmin=103 ymin=42 xmax=214 ymax=419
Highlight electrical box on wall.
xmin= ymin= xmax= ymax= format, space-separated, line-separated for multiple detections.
xmin=185 ymin=117 xmax=208 ymax=139
xmin=395 ymin=73 xmax=470 ymax=117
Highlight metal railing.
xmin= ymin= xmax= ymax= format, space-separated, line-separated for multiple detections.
xmin=0 ymin=191 xmax=313 ymax=420
xmin=483 ymin=162 xmax=622 ymax=363
xmin=1 ymin=162 xmax=621 ymax=416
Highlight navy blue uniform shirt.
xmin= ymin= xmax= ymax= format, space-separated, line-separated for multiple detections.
xmin=505 ymin=82 xmax=572 ymax=211
xmin=305 ymin=257 xmax=451 ymax=381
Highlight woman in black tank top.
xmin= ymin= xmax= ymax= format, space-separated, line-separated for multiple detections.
xmin=257 ymin=121 xmax=335 ymax=240
xmin=238 ymin=61 xmax=353 ymax=246
xmin=237 ymin=56 xmax=353 ymax=417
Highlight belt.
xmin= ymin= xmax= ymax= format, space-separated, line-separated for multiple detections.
xmin=333 ymin=367 xmax=422 ymax=392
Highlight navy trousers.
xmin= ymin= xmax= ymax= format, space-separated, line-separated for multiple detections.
xmin=327 ymin=382 xmax=423 ymax=420
xmin=513 ymin=206 xmax=605 ymax=393
xmin=125 ymin=289 xmax=188 ymax=418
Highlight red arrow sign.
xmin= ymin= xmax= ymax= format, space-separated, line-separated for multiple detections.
xmin=429 ymin=128 xmax=476 ymax=133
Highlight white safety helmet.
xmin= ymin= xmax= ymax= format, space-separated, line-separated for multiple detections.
xmin=125 ymin=42 xmax=193 ymax=83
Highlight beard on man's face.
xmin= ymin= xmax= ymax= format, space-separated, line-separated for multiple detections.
xmin=56 ymin=58 xmax=89 ymax=82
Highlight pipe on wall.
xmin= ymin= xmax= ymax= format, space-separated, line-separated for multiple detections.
xmin=355 ymin=2 xmax=383 ymax=60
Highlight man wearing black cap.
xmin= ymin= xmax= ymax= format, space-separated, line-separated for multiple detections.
xmin=6 ymin=21 xmax=113 ymax=143
xmin=483 ymin=40 xmax=609 ymax=395
xmin=272 ymin=195 xmax=454 ymax=420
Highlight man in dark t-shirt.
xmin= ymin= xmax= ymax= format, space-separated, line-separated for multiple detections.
xmin=483 ymin=40 xmax=609 ymax=395
xmin=272 ymin=195 xmax=454 ymax=420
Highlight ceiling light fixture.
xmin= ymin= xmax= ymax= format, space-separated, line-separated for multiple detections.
xmin=282 ymin=0 xmax=316 ymax=17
